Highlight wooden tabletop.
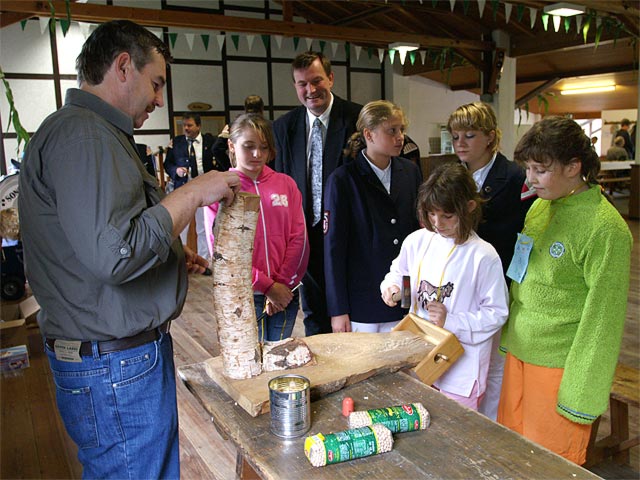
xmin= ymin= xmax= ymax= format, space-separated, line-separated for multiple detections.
xmin=179 ymin=363 xmax=600 ymax=480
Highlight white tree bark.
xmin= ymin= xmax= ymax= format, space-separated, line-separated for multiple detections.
xmin=212 ymin=192 xmax=262 ymax=379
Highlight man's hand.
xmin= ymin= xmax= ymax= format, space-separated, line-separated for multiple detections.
xmin=183 ymin=245 xmax=208 ymax=274
xmin=176 ymin=166 xmax=189 ymax=178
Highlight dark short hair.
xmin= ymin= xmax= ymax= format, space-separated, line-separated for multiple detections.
xmin=417 ymin=163 xmax=483 ymax=244
xmin=182 ymin=113 xmax=201 ymax=126
xmin=620 ymin=118 xmax=631 ymax=127
xmin=514 ymin=116 xmax=600 ymax=184
xmin=76 ymin=20 xmax=171 ymax=86
xmin=291 ymin=51 xmax=332 ymax=79
xmin=244 ymin=95 xmax=264 ymax=115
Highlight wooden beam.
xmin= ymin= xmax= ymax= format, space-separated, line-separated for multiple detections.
xmin=0 ymin=1 xmax=493 ymax=52
xmin=515 ymin=78 xmax=561 ymax=107
xmin=0 ymin=12 xmax=32 ymax=28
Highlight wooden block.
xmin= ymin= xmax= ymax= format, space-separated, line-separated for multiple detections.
xmin=392 ymin=313 xmax=464 ymax=386
xmin=179 ymin=330 xmax=450 ymax=417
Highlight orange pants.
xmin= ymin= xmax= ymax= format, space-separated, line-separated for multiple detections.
xmin=497 ymin=353 xmax=592 ymax=465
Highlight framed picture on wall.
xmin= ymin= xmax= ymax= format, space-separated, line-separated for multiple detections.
xmin=173 ymin=114 xmax=226 ymax=137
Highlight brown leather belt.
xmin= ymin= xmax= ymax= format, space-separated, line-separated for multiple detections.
xmin=46 ymin=321 xmax=171 ymax=356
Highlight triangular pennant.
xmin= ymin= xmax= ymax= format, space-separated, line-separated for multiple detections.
xmin=492 ymin=0 xmax=499 ymax=21
xmin=168 ymin=32 xmax=178 ymax=49
xmin=462 ymin=0 xmax=470 ymax=15
xmin=20 ymin=20 xmax=27 ymax=31
xmin=261 ymin=35 xmax=270 ymax=50
xmin=216 ymin=34 xmax=225 ymax=51
xmin=378 ymin=48 xmax=385 ymax=63
xmin=78 ymin=21 xmax=91 ymax=40
xmin=541 ymin=13 xmax=549 ymax=31
xmin=152 ymin=29 xmax=162 ymax=41
xmin=552 ymin=15 xmax=561 ymax=32
xmin=331 ymin=41 xmax=339 ymax=57
xmin=431 ymin=0 xmax=438 ymax=7
xmin=293 ymin=37 xmax=300 ymax=50
xmin=420 ymin=50 xmax=427 ymax=64
xmin=247 ymin=35 xmax=255 ymax=51
xmin=354 ymin=45 xmax=362 ymax=61
xmin=388 ymin=49 xmax=396 ymax=64
xmin=398 ymin=49 xmax=408 ymax=64
xmin=516 ymin=4 xmax=524 ymax=22
xmin=231 ymin=34 xmax=240 ymax=50
xmin=449 ymin=0 xmax=456 ymax=12
xmin=274 ymin=35 xmax=283 ymax=50
xmin=185 ymin=33 xmax=195 ymax=51
xmin=504 ymin=3 xmax=512 ymax=23
xmin=409 ymin=51 xmax=417 ymax=65
xmin=344 ymin=42 xmax=350 ymax=60
xmin=39 ymin=17 xmax=50 ymax=35
xmin=529 ymin=7 xmax=537 ymax=28
xmin=60 ymin=19 xmax=70 ymax=37
xmin=478 ymin=0 xmax=486 ymax=18
xmin=564 ymin=17 xmax=571 ymax=33
xmin=201 ymin=34 xmax=210 ymax=51
xmin=305 ymin=37 xmax=313 ymax=50
xmin=319 ymin=40 xmax=326 ymax=53
xmin=576 ymin=15 xmax=583 ymax=34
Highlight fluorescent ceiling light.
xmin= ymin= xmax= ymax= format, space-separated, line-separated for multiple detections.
xmin=543 ymin=2 xmax=586 ymax=17
xmin=389 ymin=42 xmax=420 ymax=65
xmin=560 ymin=85 xmax=616 ymax=95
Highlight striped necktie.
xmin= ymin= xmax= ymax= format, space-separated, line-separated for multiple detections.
xmin=187 ymin=138 xmax=198 ymax=178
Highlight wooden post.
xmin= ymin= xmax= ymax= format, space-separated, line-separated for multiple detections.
xmin=212 ymin=192 xmax=262 ymax=379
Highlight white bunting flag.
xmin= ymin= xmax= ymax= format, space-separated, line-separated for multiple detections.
xmin=216 ymin=34 xmax=225 ymax=52
xmin=504 ymin=3 xmax=512 ymax=23
xmin=185 ymin=33 xmax=195 ymax=51
xmin=247 ymin=35 xmax=255 ymax=51
xmin=529 ymin=7 xmax=537 ymax=29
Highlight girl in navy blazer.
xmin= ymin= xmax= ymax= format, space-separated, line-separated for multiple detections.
xmin=323 ymin=100 xmax=422 ymax=333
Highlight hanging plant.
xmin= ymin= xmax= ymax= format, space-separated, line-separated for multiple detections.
xmin=0 ymin=66 xmax=30 ymax=153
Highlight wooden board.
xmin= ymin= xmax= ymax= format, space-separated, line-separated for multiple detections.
xmin=178 ymin=330 xmax=452 ymax=417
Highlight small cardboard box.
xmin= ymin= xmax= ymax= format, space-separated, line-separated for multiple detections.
xmin=0 ymin=295 xmax=40 ymax=326
xmin=0 ymin=345 xmax=29 ymax=373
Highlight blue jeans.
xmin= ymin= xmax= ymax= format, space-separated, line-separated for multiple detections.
xmin=45 ymin=332 xmax=179 ymax=479
xmin=254 ymin=292 xmax=299 ymax=342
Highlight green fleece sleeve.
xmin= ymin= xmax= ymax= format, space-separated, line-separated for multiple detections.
xmin=556 ymin=218 xmax=632 ymax=424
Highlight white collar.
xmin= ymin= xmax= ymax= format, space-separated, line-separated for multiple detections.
xmin=306 ymin=93 xmax=334 ymax=129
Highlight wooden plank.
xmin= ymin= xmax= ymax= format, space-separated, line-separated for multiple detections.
xmin=190 ymin=330 xmax=448 ymax=417
xmin=612 ymin=364 xmax=639 ymax=408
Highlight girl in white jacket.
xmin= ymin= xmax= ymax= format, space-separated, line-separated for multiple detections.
xmin=381 ymin=163 xmax=508 ymax=410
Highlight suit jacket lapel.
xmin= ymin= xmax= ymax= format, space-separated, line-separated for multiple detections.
xmin=481 ymin=153 xmax=508 ymax=198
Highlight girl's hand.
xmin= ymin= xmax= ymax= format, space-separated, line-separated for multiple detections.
xmin=426 ymin=301 xmax=447 ymax=328
xmin=265 ymin=282 xmax=293 ymax=312
xmin=331 ymin=314 xmax=352 ymax=333
xmin=381 ymin=285 xmax=401 ymax=307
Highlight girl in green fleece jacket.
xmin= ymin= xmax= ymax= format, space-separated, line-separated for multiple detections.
xmin=497 ymin=116 xmax=632 ymax=465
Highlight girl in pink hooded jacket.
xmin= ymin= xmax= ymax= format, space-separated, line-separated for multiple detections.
xmin=205 ymin=114 xmax=309 ymax=341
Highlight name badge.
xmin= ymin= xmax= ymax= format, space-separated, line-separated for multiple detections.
xmin=506 ymin=233 xmax=533 ymax=284
xmin=54 ymin=340 xmax=83 ymax=363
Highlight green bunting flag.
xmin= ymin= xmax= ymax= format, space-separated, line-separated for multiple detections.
xmin=201 ymin=34 xmax=210 ymax=51
xmin=564 ymin=17 xmax=571 ymax=33
xmin=541 ymin=13 xmax=549 ymax=31
xmin=491 ymin=0 xmax=499 ymax=21
xmin=319 ymin=40 xmax=326 ymax=53
xmin=293 ymin=37 xmax=300 ymax=50
xmin=231 ymin=34 xmax=239 ymax=50
xmin=516 ymin=4 xmax=524 ymax=22
xmin=344 ymin=42 xmax=350 ymax=59
xmin=409 ymin=51 xmax=417 ymax=65
xmin=389 ymin=49 xmax=396 ymax=64
xmin=20 ymin=20 xmax=27 ymax=30
xmin=462 ymin=0 xmax=470 ymax=15
xmin=261 ymin=35 xmax=270 ymax=50
xmin=168 ymin=32 xmax=178 ymax=49
xmin=60 ymin=19 xmax=70 ymax=36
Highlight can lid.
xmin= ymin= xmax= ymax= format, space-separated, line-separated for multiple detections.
xmin=269 ymin=375 xmax=310 ymax=392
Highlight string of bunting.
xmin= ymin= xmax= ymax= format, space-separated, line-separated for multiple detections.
xmin=17 ymin=1 xmax=632 ymax=65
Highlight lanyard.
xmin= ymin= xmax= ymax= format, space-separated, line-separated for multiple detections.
xmin=413 ymin=234 xmax=457 ymax=314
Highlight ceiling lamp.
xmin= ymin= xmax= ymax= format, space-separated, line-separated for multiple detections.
xmin=389 ymin=42 xmax=420 ymax=65
xmin=543 ymin=2 xmax=586 ymax=17
xmin=560 ymin=85 xmax=616 ymax=95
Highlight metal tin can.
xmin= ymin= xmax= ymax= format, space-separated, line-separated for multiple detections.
xmin=268 ymin=374 xmax=311 ymax=438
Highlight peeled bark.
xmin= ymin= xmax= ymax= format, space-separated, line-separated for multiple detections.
xmin=212 ymin=192 xmax=262 ymax=379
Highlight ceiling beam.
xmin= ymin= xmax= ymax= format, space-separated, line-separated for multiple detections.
xmin=0 ymin=11 xmax=32 ymax=28
xmin=0 ymin=1 xmax=494 ymax=52
xmin=515 ymin=78 xmax=561 ymax=107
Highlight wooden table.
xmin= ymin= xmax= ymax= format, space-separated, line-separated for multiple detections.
xmin=598 ymin=160 xmax=634 ymax=195
xmin=179 ymin=364 xmax=600 ymax=479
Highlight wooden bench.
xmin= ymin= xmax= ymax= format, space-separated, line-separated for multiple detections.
xmin=586 ymin=363 xmax=639 ymax=466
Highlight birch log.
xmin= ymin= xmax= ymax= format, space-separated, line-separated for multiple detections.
xmin=212 ymin=192 xmax=262 ymax=379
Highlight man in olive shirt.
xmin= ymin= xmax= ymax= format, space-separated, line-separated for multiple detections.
xmin=18 ymin=21 xmax=239 ymax=479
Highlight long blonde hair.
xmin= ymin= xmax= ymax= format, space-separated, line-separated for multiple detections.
xmin=345 ymin=100 xmax=407 ymax=157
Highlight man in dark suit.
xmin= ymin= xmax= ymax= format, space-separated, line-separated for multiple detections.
xmin=273 ymin=51 xmax=362 ymax=336
xmin=164 ymin=113 xmax=230 ymax=272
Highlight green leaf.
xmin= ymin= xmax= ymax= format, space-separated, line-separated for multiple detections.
xmin=63 ymin=0 xmax=71 ymax=37
xmin=582 ymin=16 xmax=591 ymax=43
xmin=595 ymin=23 xmax=603 ymax=49
xmin=0 ymin=66 xmax=30 ymax=152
